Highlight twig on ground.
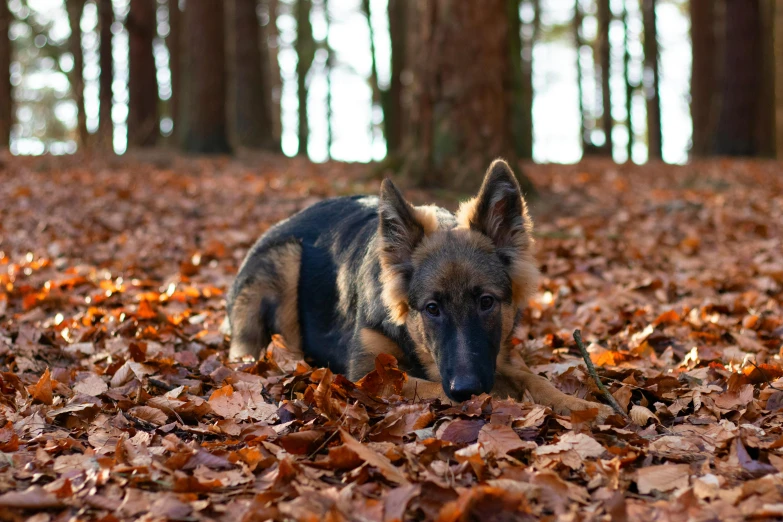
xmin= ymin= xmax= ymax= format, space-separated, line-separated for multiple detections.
xmin=746 ymin=360 xmax=783 ymax=392
xmin=573 ymin=329 xmax=630 ymax=421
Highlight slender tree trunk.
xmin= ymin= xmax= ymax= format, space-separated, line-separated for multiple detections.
xmin=168 ymin=0 xmax=181 ymax=142
xmin=623 ymin=0 xmax=633 ymax=161
xmin=324 ymin=0 xmax=333 ymax=158
xmin=294 ymin=0 xmax=314 ymax=157
xmin=385 ymin=0 xmax=406 ymax=156
xmin=127 ymin=0 xmax=158 ymax=147
xmin=266 ymin=0 xmax=282 ymax=145
xmin=180 ymin=0 xmax=231 ymax=153
xmin=642 ymin=0 xmax=661 ymax=159
xmin=713 ymin=0 xmax=761 ymax=155
xmin=227 ymin=0 xmax=276 ymax=150
xmin=67 ymin=0 xmax=88 ymax=150
xmin=689 ymin=0 xmax=716 ymax=157
xmin=574 ymin=0 xmax=588 ymax=153
xmin=0 ymin=0 xmax=12 ymax=149
xmin=403 ymin=0 xmax=534 ymax=193
xmin=98 ymin=0 xmax=114 ymax=151
xmin=597 ymin=0 xmax=613 ymax=155
xmin=509 ymin=0 xmax=535 ymax=160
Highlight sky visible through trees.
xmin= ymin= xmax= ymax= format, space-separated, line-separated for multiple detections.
xmin=10 ymin=0 xmax=690 ymax=163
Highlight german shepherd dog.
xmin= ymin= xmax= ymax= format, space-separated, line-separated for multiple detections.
xmin=225 ymin=160 xmax=612 ymax=419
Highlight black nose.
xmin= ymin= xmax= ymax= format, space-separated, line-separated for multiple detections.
xmin=448 ymin=375 xmax=483 ymax=402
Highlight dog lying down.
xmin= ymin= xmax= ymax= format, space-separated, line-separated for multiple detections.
xmin=224 ymin=159 xmax=613 ymax=420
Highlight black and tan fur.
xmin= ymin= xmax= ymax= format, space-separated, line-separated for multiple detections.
xmin=225 ymin=160 xmax=612 ymax=419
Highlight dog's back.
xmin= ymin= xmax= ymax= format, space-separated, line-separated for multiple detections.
xmin=226 ymin=194 xmax=382 ymax=373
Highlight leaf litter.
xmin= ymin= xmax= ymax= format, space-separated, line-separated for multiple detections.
xmin=0 ymin=156 xmax=782 ymax=520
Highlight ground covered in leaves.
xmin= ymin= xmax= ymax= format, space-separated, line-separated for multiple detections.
xmin=0 ymin=155 xmax=782 ymax=521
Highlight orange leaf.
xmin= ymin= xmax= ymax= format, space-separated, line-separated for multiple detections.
xmin=29 ymin=368 xmax=53 ymax=405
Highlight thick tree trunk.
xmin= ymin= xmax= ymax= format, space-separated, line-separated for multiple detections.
xmin=385 ymin=0 xmax=406 ymax=156
xmin=0 ymin=0 xmax=11 ymax=149
xmin=98 ymin=0 xmax=114 ymax=151
xmin=294 ymin=0 xmax=314 ymax=156
xmin=642 ymin=0 xmax=661 ymax=159
xmin=128 ymin=0 xmax=158 ymax=147
xmin=757 ymin=0 xmax=776 ymax=156
xmin=168 ymin=0 xmax=181 ymax=142
xmin=180 ymin=0 xmax=231 ymax=154
xmin=403 ymin=0 xmax=533 ymax=192
xmin=67 ymin=0 xmax=88 ymax=150
xmin=775 ymin=0 xmax=783 ymax=157
xmin=227 ymin=0 xmax=276 ymax=150
xmin=713 ymin=0 xmax=762 ymax=156
xmin=597 ymin=0 xmax=613 ymax=155
xmin=689 ymin=0 xmax=716 ymax=157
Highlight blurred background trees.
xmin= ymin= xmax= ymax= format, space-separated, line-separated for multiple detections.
xmin=0 ymin=0 xmax=781 ymax=189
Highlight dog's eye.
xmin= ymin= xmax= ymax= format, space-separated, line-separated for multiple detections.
xmin=425 ymin=303 xmax=440 ymax=317
xmin=479 ymin=295 xmax=495 ymax=311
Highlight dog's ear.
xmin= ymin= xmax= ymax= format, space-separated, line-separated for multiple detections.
xmin=378 ymin=179 xmax=425 ymax=324
xmin=458 ymin=159 xmax=531 ymax=260
xmin=457 ymin=159 xmax=539 ymax=307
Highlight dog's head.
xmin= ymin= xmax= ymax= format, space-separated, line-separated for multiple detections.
xmin=377 ymin=159 xmax=539 ymax=402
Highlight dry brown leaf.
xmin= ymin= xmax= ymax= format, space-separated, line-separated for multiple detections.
xmin=635 ymin=463 xmax=690 ymax=494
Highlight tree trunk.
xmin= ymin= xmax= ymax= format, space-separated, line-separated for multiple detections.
xmin=509 ymin=0 xmax=535 ymax=160
xmin=128 ymin=0 xmax=158 ymax=147
xmin=168 ymin=0 xmax=181 ymax=143
xmin=713 ymin=0 xmax=762 ymax=156
xmin=294 ymin=0 xmax=314 ymax=156
xmin=597 ymin=0 xmax=613 ymax=155
xmin=403 ymin=0 xmax=534 ymax=193
xmin=775 ymin=0 xmax=783 ymax=157
xmin=266 ymin=0 xmax=282 ymax=145
xmin=67 ymin=0 xmax=88 ymax=150
xmin=757 ymin=0 xmax=776 ymax=156
xmin=0 ymin=0 xmax=12 ymax=149
xmin=384 ymin=0 xmax=406 ymax=156
xmin=642 ymin=0 xmax=662 ymax=159
xmin=180 ymin=0 xmax=231 ymax=154
xmin=98 ymin=0 xmax=114 ymax=151
xmin=227 ymin=0 xmax=276 ymax=150
xmin=324 ymin=0 xmax=333 ymax=157
xmin=623 ymin=1 xmax=633 ymax=162
xmin=574 ymin=0 xmax=589 ymax=154
xmin=689 ymin=0 xmax=716 ymax=157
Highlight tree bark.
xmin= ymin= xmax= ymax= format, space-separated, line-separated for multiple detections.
xmin=623 ymin=1 xmax=633 ymax=161
xmin=0 ymin=0 xmax=12 ymax=149
xmin=597 ymin=0 xmax=613 ymax=155
xmin=403 ymin=0 xmax=534 ymax=193
xmin=67 ymin=0 xmax=88 ymax=150
xmin=180 ymin=0 xmax=231 ymax=154
xmin=509 ymin=0 xmax=535 ymax=160
xmin=227 ymin=0 xmax=276 ymax=150
xmin=128 ymin=0 xmax=158 ymax=147
xmin=168 ymin=0 xmax=181 ymax=142
xmin=713 ymin=0 xmax=762 ymax=156
xmin=266 ymin=0 xmax=282 ymax=146
xmin=98 ymin=0 xmax=114 ymax=151
xmin=294 ymin=0 xmax=314 ymax=156
xmin=574 ymin=0 xmax=589 ymax=154
xmin=642 ymin=0 xmax=662 ymax=159
xmin=384 ymin=0 xmax=406 ymax=156
xmin=689 ymin=0 xmax=716 ymax=157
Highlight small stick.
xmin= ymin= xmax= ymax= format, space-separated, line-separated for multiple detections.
xmin=573 ymin=329 xmax=630 ymax=420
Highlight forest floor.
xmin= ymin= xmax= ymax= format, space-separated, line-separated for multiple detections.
xmin=0 ymin=154 xmax=782 ymax=521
